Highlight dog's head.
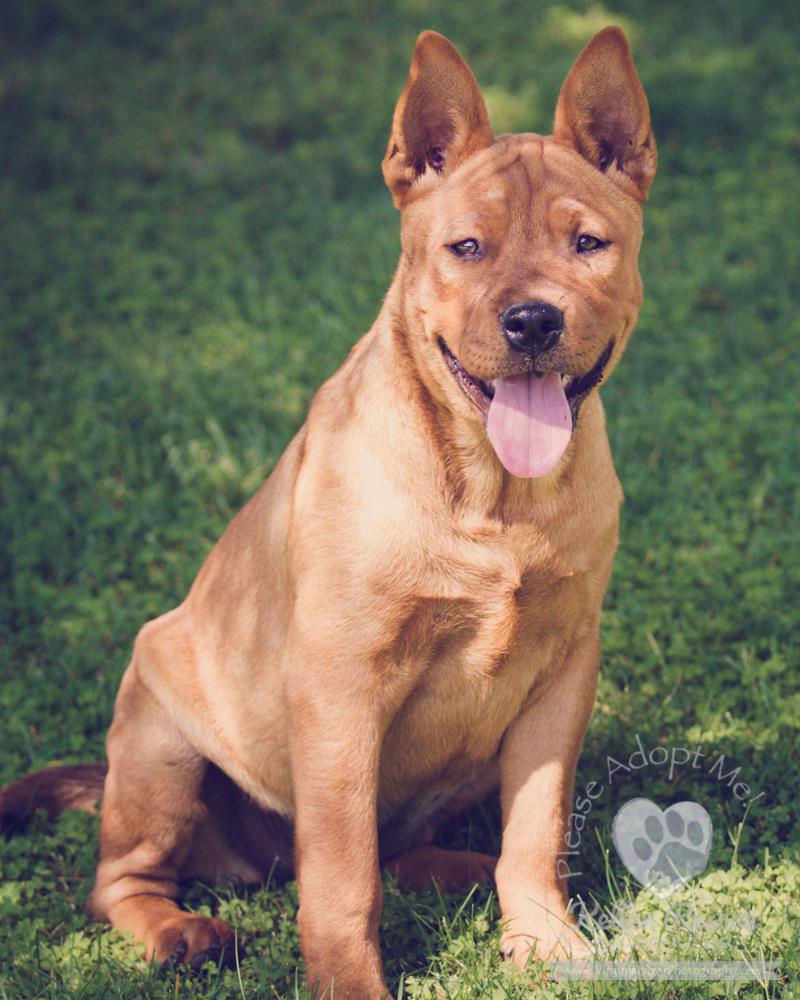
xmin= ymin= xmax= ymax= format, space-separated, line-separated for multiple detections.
xmin=383 ymin=29 xmax=656 ymax=479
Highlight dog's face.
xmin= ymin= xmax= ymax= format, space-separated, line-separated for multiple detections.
xmin=383 ymin=29 xmax=656 ymax=478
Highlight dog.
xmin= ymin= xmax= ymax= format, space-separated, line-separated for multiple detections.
xmin=1 ymin=26 xmax=655 ymax=998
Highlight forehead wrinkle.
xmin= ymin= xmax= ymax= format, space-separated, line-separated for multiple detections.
xmin=549 ymin=196 xmax=614 ymax=234
xmin=459 ymin=137 xmax=525 ymax=189
xmin=449 ymin=212 xmax=481 ymax=229
xmin=523 ymin=139 xmax=546 ymax=203
xmin=446 ymin=134 xmax=543 ymax=201
xmin=481 ymin=137 xmax=545 ymax=244
xmin=437 ymin=146 xmax=526 ymax=236
xmin=441 ymin=212 xmax=482 ymax=243
xmin=506 ymin=153 xmax=537 ymax=241
xmin=542 ymin=141 xmax=642 ymax=227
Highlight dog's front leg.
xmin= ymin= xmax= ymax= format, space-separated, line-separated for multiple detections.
xmin=495 ymin=628 xmax=600 ymax=969
xmin=289 ymin=668 xmax=390 ymax=999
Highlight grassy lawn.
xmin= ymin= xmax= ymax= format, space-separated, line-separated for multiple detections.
xmin=1 ymin=0 xmax=799 ymax=996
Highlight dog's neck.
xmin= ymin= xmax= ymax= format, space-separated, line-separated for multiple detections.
xmin=358 ymin=262 xmax=616 ymax=526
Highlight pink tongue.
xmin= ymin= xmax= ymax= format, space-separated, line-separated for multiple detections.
xmin=486 ymin=372 xmax=573 ymax=478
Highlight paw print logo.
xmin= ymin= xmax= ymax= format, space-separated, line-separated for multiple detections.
xmin=612 ymin=798 xmax=712 ymax=895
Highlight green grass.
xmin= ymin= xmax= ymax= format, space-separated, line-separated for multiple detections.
xmin=2 ymin=0 xmax=799 ymax=996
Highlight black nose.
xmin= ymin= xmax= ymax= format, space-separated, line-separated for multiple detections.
xmin=501 ymin=302 xmax=564 ymax=355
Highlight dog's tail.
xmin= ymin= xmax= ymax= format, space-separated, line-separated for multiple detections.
xmin=0 ymin=763 xmax=107 ymax=832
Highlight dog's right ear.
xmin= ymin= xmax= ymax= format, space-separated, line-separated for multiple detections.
xmin=383 ymin=32 xmax=494 ymax=209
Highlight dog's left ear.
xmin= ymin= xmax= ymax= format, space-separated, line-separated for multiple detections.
xmin=553 ymin=27 xmax=656 ymax=202
xmin=383 ymin=32 xmax=494 ymax=209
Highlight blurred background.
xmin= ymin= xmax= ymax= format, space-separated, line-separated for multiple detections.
xmin=1 ymin=1 xmax=798 ymax=996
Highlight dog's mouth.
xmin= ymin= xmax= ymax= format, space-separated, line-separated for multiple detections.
xmin=438 ymin=338 xmax=614 ymax=479
xmin=439 ymin=340 xmax=497 ymax=414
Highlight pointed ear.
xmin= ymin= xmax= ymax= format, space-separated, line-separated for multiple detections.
xmin=382 ymin=32 xmax=494 ymax=209
xmin=553 ymin=27 xmax=656 ymax=202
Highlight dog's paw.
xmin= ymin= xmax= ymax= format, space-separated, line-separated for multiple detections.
xmin=612 ymin=798 xmax=712 ymax=894
xmin=305 ymin=963 xmax=393 ymax=999
xmin=153 ymin=914 xmax=235 ymax=970
xmin=386 ymin=846 xmax=497 ymax=892
xmin=500 ymin=913 xmax=592 ymax=970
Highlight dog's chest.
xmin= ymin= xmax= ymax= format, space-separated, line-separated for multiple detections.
xmin=377 ymin=526 xmax=594 ymax=816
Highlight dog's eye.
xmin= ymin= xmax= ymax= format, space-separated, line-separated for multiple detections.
xmin=450 ymin=238 xmax=481 ymax=257
xmin=576 ymin=233 xmax=609 ymax=253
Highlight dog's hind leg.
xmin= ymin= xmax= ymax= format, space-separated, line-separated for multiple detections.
xmin=88 ymin=663 xmax=233 ymax=969
xmin=184 ymin=764 xmax=295 ymax=886
xmin=385 ymin=845 xmax=497 ymax=891
xmin=381 ymin=768 xmax=500 ymax=893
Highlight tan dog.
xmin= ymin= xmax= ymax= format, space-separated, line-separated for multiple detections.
xmin=1 ymin=26 xmax=655 ymax=998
